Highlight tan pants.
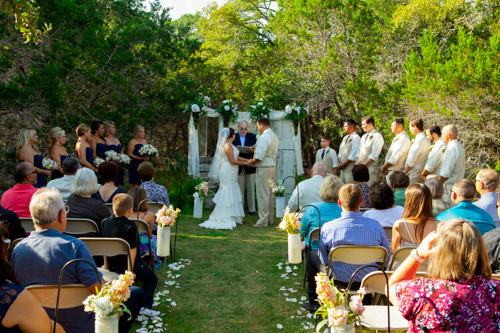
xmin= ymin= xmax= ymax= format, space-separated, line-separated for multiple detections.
xmin=340 ymin=163 xmax=355 ymax=184
xmin=238 ymin=169 xmax=256 ymax=213
xmin=367 ymin=164 xmax=379 ymax=186
xmin=255 ymin=167 xmax=275 ymax=227
xmin=443 ymin=182 xmax=454 ymax=207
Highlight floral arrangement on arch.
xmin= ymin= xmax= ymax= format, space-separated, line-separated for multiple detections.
xmin=83 ymin=270 xmax=134 ymax=318
xmin=216 ymin=99 xmax=238 ymax=127
xmin=193 ymin=181 xmax=212 ymax=199
xmin=184 ymin=93 xmax=211 ymax=128
xmin=278 ymin=208 xmax=301 ymax=234
xmin=42 ymin=157 xmax=58 ymax=170
xmin=284 ymin=103 xmax=309 ymax=134
xmin=155 ymin=205 xmax=181 ymax=227
xmin=138 ymin=144 xmax=159 ymax=157
xmin=104 ymin=150 xmax=131 ymax=164
xmin=268 ymin=179 xmax=285 ymax=197
xmin=315 ymin=272 xmax=366 ymax=330
xmin=248 ymin=98 xmax=272 ymax=120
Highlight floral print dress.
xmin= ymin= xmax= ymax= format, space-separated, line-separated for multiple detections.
xmin=395 ymin=276 xmax=500 ymax=332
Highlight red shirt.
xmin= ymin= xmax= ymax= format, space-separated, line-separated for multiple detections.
xmin=0 ymin=184 xmax=38 ymax=217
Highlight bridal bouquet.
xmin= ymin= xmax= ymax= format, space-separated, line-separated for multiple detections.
xmin=83 ymin=270 xmax=134 ymax=317
xmin=278 ymin=208 xmax=301 ymax=234
xmin=42 ymin=157 xmax=58 ymax=170
xmin=156 ymin=205 xmax=181 ymax=227
xmin=268 ymin=179 xmax=285 ymax=197
xmin=315 ymin=272 xmax=366 ymax=330
xmin=194 ymin=181 xmax=210 ymax=198
xmin=94 ymin=158 xmax=105 ymax=167
xmin=139 ymin=144 xmax=159 ymax=157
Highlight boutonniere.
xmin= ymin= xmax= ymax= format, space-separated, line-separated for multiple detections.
xmin=393 ymin=136 xmax=399 ymax=143
xmin=369 ymin=135 xmax=373 ymax=140
xmin=411 ymin=139 xmax=415 ymax=144
xmin=429 ymin=145 xmax=434 ymax=151
xmin=348 ymin=137 xmax=352 ymax=143
xmin=442 ymin=147 xmax=446 ymax=153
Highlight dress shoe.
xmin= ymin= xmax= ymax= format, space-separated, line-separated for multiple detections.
xmin=300 ymin=301 xmax=319 ymax=313
xmin=248 ymin=211 xmax=256 ymax=216
xmin=249 ymin=224 xmax=263 ymax=228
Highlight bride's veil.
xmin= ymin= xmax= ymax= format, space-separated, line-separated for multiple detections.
xmin=208 ymin=128 xmax=230 ymax=182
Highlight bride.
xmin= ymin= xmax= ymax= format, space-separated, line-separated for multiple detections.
xmin=199 ymin=128 xmax=252 ymax=230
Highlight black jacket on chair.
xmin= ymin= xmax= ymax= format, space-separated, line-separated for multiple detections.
xmin=234 ymin=132 xmax=257 ymax=175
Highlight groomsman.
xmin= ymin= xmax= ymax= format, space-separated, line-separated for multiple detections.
xmin=338 ymin=119 xmax=360 ymax=184
xmin=234 ymin=121 xmax=257 ymax=215
xmin=250 ymin=118 xmax=279 ymax=228
xmin=381 ymin=118 xmax=411 ymax=185
xmin=315 ymin=136 xmax=338 ymax=176
xmin=439 ymin=124 xmax=466 ymax=206
xmin=403 ymin=118 xmax=430 ymax=184
xmin=421 ymin=125 xmax=446 ymax=181
xmin=356 ymin=116 xmax=384 ymax=186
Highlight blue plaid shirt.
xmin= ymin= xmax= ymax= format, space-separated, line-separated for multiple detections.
xmin=319 ymin=211 xmax=390 ymax=283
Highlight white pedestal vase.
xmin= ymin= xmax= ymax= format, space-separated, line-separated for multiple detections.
xmin=95 ymin=313 xmax=119 ymax=333
xmin=275 ymin=196 xmax=286 ymax=218
xmin=193 ymin=197 xmax=204 ymax=218
xmin=157 ymin=226 xmax=171 ymax=257
xmin=288 ymin=233 xmax=302 ymax=264
xmin=331 ymin=323 xmax=355 ymax=333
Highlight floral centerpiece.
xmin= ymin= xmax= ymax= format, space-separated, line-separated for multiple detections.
xmin=268 ymin=179 xmax=285 ymax=197
xmin=138 ymin=144 xmax=159 ymax=157
xmin=284 ymin=103 xmax=309 ymax=134
xmin=248 ymin=98 xmax=272 ymax=120
xmin=193 ymin=181 xmax=210 ymax=199
xmin=105 ymin=151 xmax=131 ymax=165
xmin=42 ymin=157 xmax=58 ymax=170
xmin=315 ymin=272 xmax=366 ymax=332
xmin=94 ymin=158 xmax=105 ymax=167
xmin=193 ymin=181 xmax=210 ymax=218
xmin=278 ymin=208 xmax=302 ymax=264
xmin=155 ymin=205 xmax=181 ymax=257
xmin=278 ymin=208 xmax=301 ymax=234
xmin=156 ymin=205 xmax=181 ymax=227
xmin=216 ymin=99 xmax=238 ymax=127
xmin=184 ymin=93 xmax=211 ymax=128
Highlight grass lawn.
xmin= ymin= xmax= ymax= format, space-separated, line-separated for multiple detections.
xmin=133 ymin=209 xmax=399 ymax=333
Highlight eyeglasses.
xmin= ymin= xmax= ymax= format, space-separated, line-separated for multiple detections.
xmin=240 ymin=128 xmax=248 ymax=131
xmin=64 ymin=205 xmax=70 ymax=214
xmin=29 ymin=170 xmax=37 ymax=175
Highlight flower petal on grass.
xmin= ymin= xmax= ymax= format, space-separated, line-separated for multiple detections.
xmin=276 ymin=324 xmax=283 ymax=329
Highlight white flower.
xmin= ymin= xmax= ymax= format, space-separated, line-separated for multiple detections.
xmin=191 ymin=104 xmax=201 ymax=113
xmin=285 ymin=105 xmax=292 ymax=114
xmin=203 ymin=96 xmax=211 ymax=103
xmin=222 ymin=100 xmax=228 ymax=103
xmin=258 ymin=102 xmax=263 ymax=106
xmin=224 ymin=105 xmax=230 ymax=111
xmin=276 ymin=324 xmax=283 ymax=329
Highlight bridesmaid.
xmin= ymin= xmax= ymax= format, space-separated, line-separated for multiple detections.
xmin=127 ymin=124 xmax=148 ymax=186
xmin=104 ymin=121 xmax=124 ymax=186
xmin=48 ymin=127 xmax=69 ymax=179
xmin=89 ymin=120 xmax=107 ymax=159
xmin=16 ymin=128 xmax=51 ymax=188
xmin=75 ymin=124 xmax=97 ymax=172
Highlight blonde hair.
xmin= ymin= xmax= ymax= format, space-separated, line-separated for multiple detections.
xmin=47 ymin=127 xmax=65 ymax=148
xmin=428 ymin=219 xmax=492 ymax=281
xmin=76 ymin=124 xmax=90 ymax=137
xmin=338 ymin=184 xmax=362 ymax=211
xmin=320 ymin=175 xmax=344 ymax=203
xmin=133 ymin=124 xmax=144 ymax=137
xmin=103 ymin=121 xmax=115 ymax=137
xmin=113 ymin=193 xmax=133 ymax=217
xmin=16 ymin=128 xmax=36 ymax=152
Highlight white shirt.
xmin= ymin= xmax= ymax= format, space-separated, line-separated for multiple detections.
xmin=406 ymin=132 xmax=430 ymax=177
xmin=385 ymin=131 xmax=411 ymax=171
xmin=254 ymin=128 xmax=279 ymax=167
xmin=287 ymin=175 xmax=325 ymax=212
xmin=474 ymin=192 xmax=500 ymax=226
xmin=363 ymin=206 xmax=405 ymax=227
xmin=439 ymin=139 xmax=465 ymax=185
xmin=315 ymin=147 xmax=338 ymax=175
xmin=357 ymin=129 xmax=384 ymax=164
xmin=47 ymin=175 xmax=76 ymax=202
xmin=338 ymin=132 xmax=361 ymax=163
xmin=424 ymin=137 xmax=446 ymax=176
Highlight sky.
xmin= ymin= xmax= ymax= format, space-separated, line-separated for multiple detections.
xmin=157 ymin=0 xmax=228 ymax=20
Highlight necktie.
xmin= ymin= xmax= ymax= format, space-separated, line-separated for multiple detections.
xmin=321 ymin=149 xmax=325 ymax=159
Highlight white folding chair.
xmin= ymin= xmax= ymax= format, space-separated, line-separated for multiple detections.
xmin=327 ymin=245 xmax=388 ymax=278
xmin=389 ymin=246 xmax=428 ymax=272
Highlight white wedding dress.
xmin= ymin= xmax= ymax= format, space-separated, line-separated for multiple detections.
xmin=199 ymin=144 xmax=244 ymax=229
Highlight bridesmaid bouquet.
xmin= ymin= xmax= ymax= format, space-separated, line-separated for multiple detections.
xmin=139 ymin=144 xmax=159 ymax=157
xmin=42 ymin=157 xmax=58 ymax=170
xmin=94 ymin=158 xmax=105 ymax=167
xmin=315 ymin=272 xmax=366 ymax=330
xmin=278 ymin=208 xmax=301 ymax=234
xmin=83 ymin=270 xmax=134 ymax=317
xmin=156 ymin=205 xmax=181 ymax=227
xmin=118 ymin=154 xmax=131 ymax=164
xmin=105 ymin=150 xmax=120 ymax=162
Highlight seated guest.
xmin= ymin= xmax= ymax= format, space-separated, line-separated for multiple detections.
xmin=287 ymin=162 xmax=326 ymax=212
xmin=11 ymin=188 xmax=143 ymax=332
xmin=138 ymin=162 xmax=170 ymax=206
xmin=389 ymin=220 xmax=500 ymax=331
xmin=352 ymin=164 xmax=371 ymax=209
xmin=47 ymin=157 xmax=81 ymax=202
xmin=483 ymin=227 xmax=500 ymax=274
xmin=474 ymin=169 xmax=500 ymax=227
xmin=424 ymin=178 xmax=452 ymax=216
xmin=0 ymin=227 xmax=64 ymax=333
xmin=102 ymin=194 xmax=160 ymax=318
xmin=437 ymin=179 xmax=495 ymax=235
xmin=319 ymin=184 xmax=390 ymax=290
xmin=390 ymin=171 xmax=410 ymax=207
xmin=300 ymin=175 xmax=343 ymax=312
xmin=94 ymin=161 xmax=125 ymax=204
xmin=363 ymin=182 xmax=404 ymax=227
xmin=67 ymin=168 xmax=110 ymax=232
xmin=390 ymin=183 xmax=438 ymax=254
xmin=0 ymin=162 xmax=38 ymax=217
xmin=0 ymin=206 xmax=27 ymax=241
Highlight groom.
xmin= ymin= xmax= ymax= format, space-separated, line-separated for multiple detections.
xmin=234 ymin=121 xmax=257 ymax=215
xmin=250 ymin=117 xmax=279 ymax=228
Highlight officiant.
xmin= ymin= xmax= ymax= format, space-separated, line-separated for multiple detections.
xmin=234 ymin=121 xmax=257 ymax=215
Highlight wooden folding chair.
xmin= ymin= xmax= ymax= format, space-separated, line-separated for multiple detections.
xmin=80 ymin=237 xmax=132 ymax=281
xmin=64 ymin=218 xmax=100 ymax=238
xmin=19 ymin=217 xmax=35 ymax=233
xmin=389 ymin=246 xmax=428 ymax=272
xmin=134 ymin=219 xmax=154 ymax=270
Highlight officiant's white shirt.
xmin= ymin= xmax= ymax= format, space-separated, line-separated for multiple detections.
xmin=287 ymin=175 xmax=325 ymax=212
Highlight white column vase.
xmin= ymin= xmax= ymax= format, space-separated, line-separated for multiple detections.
xmin=157 ymin=226 xmax=171 ymax=257
xmin=193 ymin=197 xmax=204 ymax=218
xmin=288 ymin=233 xmax=302 ymax=264
xmin=331 ymin=323 xmax=355 ymax=333
xmin=275 ymin=196 xmax=286 ymax=218
xmin=95 ymin=313 xmax=119 ymax=333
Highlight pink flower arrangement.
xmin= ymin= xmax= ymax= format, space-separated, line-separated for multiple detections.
xmin=277 ymin=208 xmax=301 ymax=234
xmin=194 ymin=181 xmax=209 ymax=198
xmin=315 ymin=272 xmax=365 ymax=330
xmin=155 ymin=205 xmax=181 ymax=227
xmin=42 ymin=157 xmax=58 ymax=170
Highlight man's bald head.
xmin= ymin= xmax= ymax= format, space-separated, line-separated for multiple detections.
xmin=311 ymin=162 xmax=327 ymax=177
